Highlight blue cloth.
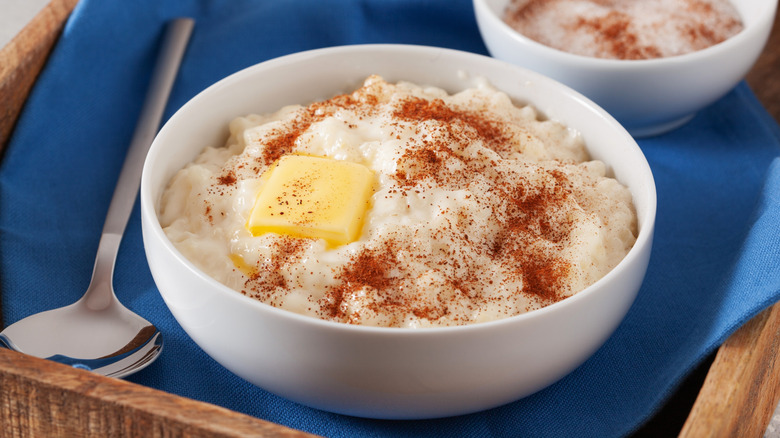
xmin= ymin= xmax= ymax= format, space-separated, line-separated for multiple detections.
xmin=2 ymin=0 xmax=780 ymax=436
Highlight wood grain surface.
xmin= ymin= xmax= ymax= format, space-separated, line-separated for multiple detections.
xmin=747 ymin=12 xmax=780 ymax=123
xmin=681 ymin=305 xmax=780 ymax=438
xmin=0 ymin=0 xmax=78 ymax=155
xmin=0 ymin=1 xmax=779 ymax=437
xmin=0 ymin=348 xmax=315 ymax=438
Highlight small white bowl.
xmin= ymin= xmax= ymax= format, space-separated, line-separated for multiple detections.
xmin=474 ymin=0 xmax=778 ymax=137
xmin=140 ymin=44 xmax=656 ymax=419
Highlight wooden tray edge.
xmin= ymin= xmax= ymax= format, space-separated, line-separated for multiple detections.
xmin=0 ymin=348 xmax=316 ymax=437
xmin=681 ymin=304 xmax=780 ymax=437
xmin=0 ymin=0 xmax=78 ymax=154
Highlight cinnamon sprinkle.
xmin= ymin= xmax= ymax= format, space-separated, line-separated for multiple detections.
xmin=324 ymin=243 xmax=399 ymax=320
xmin=216 ymin=170 xmax=237 ymax=185
xmin=242 ymin=237 xmax=307 ymax=299
xmin=243 ymin=80 xmax=582 ymax=320
xmin=182 ymin=76 xmax=638 ymax=327
xmin=503 ymin=0 xmax=744 ymax=60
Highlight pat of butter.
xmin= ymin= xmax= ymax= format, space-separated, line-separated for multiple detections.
xmin=247 ymin=155 xmax=374 ymax=246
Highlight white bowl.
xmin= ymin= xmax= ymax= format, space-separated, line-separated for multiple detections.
xmin=474 ymin=0 xmax=778 ymax=137
xmin=140 ymin=44 xmax=656 ymax=419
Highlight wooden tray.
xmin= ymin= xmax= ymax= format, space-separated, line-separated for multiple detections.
xmin=2 ymin=1 xmax=779 ymax=436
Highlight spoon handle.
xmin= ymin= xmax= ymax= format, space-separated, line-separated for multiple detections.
xmin=85 ymin=18 xmax=194 ymax=308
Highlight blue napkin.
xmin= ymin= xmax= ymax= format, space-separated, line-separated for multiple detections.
xmin=2 ymin=0 xmax=780 ymax=436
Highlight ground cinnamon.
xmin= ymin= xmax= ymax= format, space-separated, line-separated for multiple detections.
xmin=224 ymin=78 xmax=606 ymax=324
xmin=503 ymin=0 xmax=743 ymax=60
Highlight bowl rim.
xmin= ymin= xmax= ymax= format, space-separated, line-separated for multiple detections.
xmin=141 ymin=43 xmax=658 ymax=336
xmin=473 ymin=0 xmax=779 ymax=68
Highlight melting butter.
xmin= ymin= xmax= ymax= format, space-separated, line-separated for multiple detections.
xmin=246 ymin=155 xmax=374 ymax=247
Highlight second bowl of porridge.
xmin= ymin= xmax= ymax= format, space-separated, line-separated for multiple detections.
xmin=140 ymin=44 xmax=656 ymax=419
xmin=473 ymin=0 xmax=778 ymax=137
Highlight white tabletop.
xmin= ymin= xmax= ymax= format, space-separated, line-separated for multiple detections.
xmin=0 ymin=0 xmax=48 ymax=48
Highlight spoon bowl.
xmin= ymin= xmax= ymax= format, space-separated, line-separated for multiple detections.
xmin=0 ymin=18 xmax=193 ymax=378
xmin=0 ymin=300 xmax=161 ymax=378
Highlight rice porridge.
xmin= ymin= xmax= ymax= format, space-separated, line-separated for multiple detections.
xmin=159 ymin=75 xmax=637 ymax=328
xmin=503 ymin=0 xmax=744 ymax=60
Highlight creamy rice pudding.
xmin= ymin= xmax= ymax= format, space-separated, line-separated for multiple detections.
xmin=159 ymin=75 xmax=637 ymax=328
xmin=503 ymin=0 xmax=744 ymax=60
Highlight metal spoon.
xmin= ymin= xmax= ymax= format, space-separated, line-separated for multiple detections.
xmin=0 ymin=18 xmax=194 ymax=378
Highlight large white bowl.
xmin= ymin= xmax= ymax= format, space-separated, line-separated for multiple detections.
xmin=140 ymin=44 xmax=656 ymax=419
xmin=474 ymin=0 xmax=778 ymax=137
